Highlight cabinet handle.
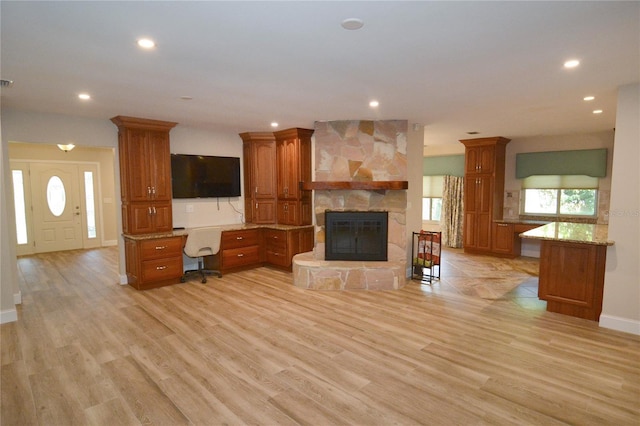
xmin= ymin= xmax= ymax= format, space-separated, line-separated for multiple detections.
xmin=148 ymin=207 xmax=153 ymax=215
xmin=153 ymin=206 xmax=157 ymax=215
xmin=236 ymin=236 xmax=244 ymax=240
xmin=151 ymin=187 xmax=156 ymax=196
xmin=155 ymin=246 xmax=166 ymax=250
xmin=497 ymin=223 xmax=509 ymax=227
xmin=237 ymin=253 xmax=244 ymax=257
xmin=156 ymin=265 xmax=167 ymax=270
xmin=255 ymin=186 xmax=258 ymax=194
xmin=147 ymin=186 xmax=152 ymax=196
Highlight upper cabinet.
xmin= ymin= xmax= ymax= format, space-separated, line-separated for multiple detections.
xmin=274 ymin=128 xmax=313 ymax=225
xmin=111 ymin=116 xmax=177 ymax=234
xmin=240 ymin=132 xmax=277 ymax=224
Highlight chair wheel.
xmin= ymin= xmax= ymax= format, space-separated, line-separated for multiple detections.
xmin=201 ymin=278 xmax=207 ymax=283
xmin=180 ymin=276 xmax=186 ymax=283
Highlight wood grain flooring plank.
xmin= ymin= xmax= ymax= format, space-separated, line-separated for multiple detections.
xmin=0 ymin=361 xmax=38 ymax=425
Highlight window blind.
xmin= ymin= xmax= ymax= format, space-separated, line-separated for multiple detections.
xmin=423 ymin=176 xmax=444 ymax=197
xmin=515 ymin=148 xmax=607 ymax=179
xmin=522 ymin=175 xmax=599 ymax=189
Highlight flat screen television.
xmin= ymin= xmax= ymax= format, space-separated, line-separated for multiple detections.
xmin=171 ymin=153 xmax=241 ymax=198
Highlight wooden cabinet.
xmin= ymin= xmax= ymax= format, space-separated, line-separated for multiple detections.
xmin=538 ymin=240 xmax=607 ymax=321
xmin=112 ymin=116 xmax=177 ymax=235
xmin=274 ymin=128 xmax=313 ymax=225
xmin=264 ymin=227 xmax=314 ymax=269
xmin=220 ymin=229 xmax=262 ymax=272
xmin=460 ymin=137 xmax=510 ymax=254
xmin=240 ymin=132 xmax=277 ymax=224
xmin=492 ymin=222 xmax=515 ymax=255
xmin=124 ymin=236 xmax=184 ymax=290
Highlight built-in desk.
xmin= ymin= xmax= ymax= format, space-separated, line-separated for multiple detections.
xmin=521 ymin=222 xmax=614 ymax=321
xmin=123 ymin=224 xmax=313 ymax=290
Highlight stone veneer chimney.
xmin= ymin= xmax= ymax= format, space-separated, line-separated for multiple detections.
xmin=292 ymin=119 xmax=409 ymax=290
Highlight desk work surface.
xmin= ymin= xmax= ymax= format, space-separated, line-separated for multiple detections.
xmin=520 ymin=222 xmax=614 ymax=246
xmin=123 ymin=223 xmax=314 ymax=241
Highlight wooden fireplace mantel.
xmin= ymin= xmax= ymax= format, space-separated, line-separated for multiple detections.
xmin=300 ymin=181 xmax=408 ymax=191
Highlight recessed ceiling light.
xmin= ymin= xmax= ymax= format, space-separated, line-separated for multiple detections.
xmin=78 ymin=93 xmax=91 ymax=100
xmin=271 ymin=122 xmax=279 ymax=128
xmin=466 ymin=131 xmax=480 ymax=135
xmin=341 ymin=18 xmax=364 ymax=30
xmin=564 ymin=59 xmax=580 ymax=68
xmin=593 ymin=109 xmax=603 ymax=114
xmin=369 ymin=100 xmax=379 ymax=108
xmin=583 ymin=96 xmax=595 ymax=101
xmin=179 ymin=96 xmax=193 ymax=100
xmin=137 ymin=38 xmax=156 ymax=49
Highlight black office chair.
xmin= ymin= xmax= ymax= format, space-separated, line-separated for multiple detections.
xmin=181 ymin=226 xmax=222 ymax=283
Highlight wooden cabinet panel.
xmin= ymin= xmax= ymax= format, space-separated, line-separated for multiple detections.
xmin=140 ymin=237 xmax=183 ymax=260
xmin=492 ymin=223 xmax=515 ymax=255
xmin=274 ymin=128 xmax=313 ymax=226
xmin=222 ymin=245 xmax=261 ymax=269
xmin=240 ymin=132 xmax=277 ymax=224
xmin=460 ymin=137 xmax=510 ymax=254
xmin=538 ymin=240 xmax=606 ymax=321
xmin=124 ymin=235 xmax=183 ymax=290
xmin=222 ymin=229 xmax=260 ymax=249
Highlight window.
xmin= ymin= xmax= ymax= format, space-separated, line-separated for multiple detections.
xmin=422 ymin=197 xmax=442 ymax=221
xmin=522 ymin=175 xmax=598 ymax=217
xmin=12 ymin=170 xmax=28 ymax=245
xmin=84 ymin=171 xmax=97 ymax=238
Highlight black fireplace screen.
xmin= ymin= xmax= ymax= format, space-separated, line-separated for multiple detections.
xmin=325 ymin=211 xmax=388 ymax=261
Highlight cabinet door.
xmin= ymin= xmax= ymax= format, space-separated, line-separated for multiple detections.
xmin=492 ymin=223 xmax=514 ymax=254
xmin=254 ymin=140 xmax=277 ymax=199
xmin=148 ymin=130 xmax=172 ymax=201
xmin=277 ymin=138 xmax=299 ymax=199
xmin=465 ymin=145 xmax=495 ymax=175
xmin=277 ymin=201 xmax=299 ymax=225
xmin=153 ymin=202 xmax=173 ymax=233
xmin=128 ymin=203 xmax=155 ymax=234
xmin=255 ymin=200 xmax=277 ymax=224
xmin=125 ymin=129 xmax=152 ymax=202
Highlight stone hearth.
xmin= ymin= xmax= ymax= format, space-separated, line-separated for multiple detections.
xmin=292 ymin=120 xmax=408 ymax=290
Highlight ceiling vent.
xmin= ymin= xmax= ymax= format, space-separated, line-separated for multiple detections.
xmin=0 ymin=79 xmax=14 ymax=87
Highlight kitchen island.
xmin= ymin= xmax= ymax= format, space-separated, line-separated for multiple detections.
xmin=520 ymin=222 xmax=614 ymax=321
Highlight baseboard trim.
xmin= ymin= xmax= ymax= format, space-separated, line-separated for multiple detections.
xmin=103 ymin=240 xmax=118 ymax=247
xmin=599 ymin=314 xmax=640 ymax=336
xmin=14 ymin=291 xmax=22 ymax=305
xmin=0 ymin=308 xmax=18 ymax=324
xmin=119 ymin=274 xmax=128 ymax=285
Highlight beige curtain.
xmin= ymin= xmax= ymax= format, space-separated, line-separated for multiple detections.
xmin=441 ymin=175 xmax=464 ymax=248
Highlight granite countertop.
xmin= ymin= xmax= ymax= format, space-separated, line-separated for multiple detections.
xmin=123 ymin=223 xmax=314 ymax=240
xmin=519 ymin=222 xmax=614 ymax=246
xmin=494 ymin=219 xmax=550 ymax=225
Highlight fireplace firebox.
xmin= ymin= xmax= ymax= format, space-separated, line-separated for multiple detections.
xmin=325 ymin=211 xmax=388 ymax=261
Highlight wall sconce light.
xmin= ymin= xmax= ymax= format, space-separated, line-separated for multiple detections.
xmin=57 ymin=143 xmax=76 ymax=152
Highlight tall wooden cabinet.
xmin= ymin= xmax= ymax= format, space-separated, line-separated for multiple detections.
xmin=112 ymin=116 xmax=183 ymax=290
xmin=111 ymin=116 xmax=178 ymax=235
xmin=240 ymin=132 xmax=277 ymax=224
xmin=460 ymin=137 xmax=510 ymax=254
xmin=274 ymin=128 xmax=313 ymax=225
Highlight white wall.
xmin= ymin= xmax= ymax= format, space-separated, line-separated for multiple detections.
xmin=601 ymin=83 xmax=640 ymax=335
xmin=407 ymin=124 xmax=425 ymax=275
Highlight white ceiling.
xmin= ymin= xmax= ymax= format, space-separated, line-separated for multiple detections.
xmin=1 ymin=1 xmax=638 ymax=146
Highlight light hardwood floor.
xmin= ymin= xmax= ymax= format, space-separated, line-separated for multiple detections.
xmin=2 ymin=247 xmax=639 ymax=425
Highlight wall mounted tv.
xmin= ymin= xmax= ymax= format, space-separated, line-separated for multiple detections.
xmin=171 ymin=154 xmax=241 ymax=199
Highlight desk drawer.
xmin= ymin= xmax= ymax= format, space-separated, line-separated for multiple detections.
xmin=265 ymin=229 xmax=287 ymax=250
xmin=222 ymin=229 xmax=260 ymax=249
xmin=141 ymin=237 xmax=183 ymax=260
xmin=222 ymin=245 xmax=260 ymax=269
xmin=141 ymin=256 xmax=183 ymax=282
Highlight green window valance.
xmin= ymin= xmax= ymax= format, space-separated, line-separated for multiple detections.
xmin=516 ymin=148 xmax=607 ymax=179
xmin=423 ymin=155 xmax=465 ymax=177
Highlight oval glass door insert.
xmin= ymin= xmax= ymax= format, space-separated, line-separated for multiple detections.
xmin=46 ymin=175 xmax=66 ymax=216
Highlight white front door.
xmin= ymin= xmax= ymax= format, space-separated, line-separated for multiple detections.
xmin=30 ymin=163 xmax=84 ymax=253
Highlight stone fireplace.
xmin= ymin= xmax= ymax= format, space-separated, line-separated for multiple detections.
xmin=292 ymin=120 xmax=408 ymax=290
